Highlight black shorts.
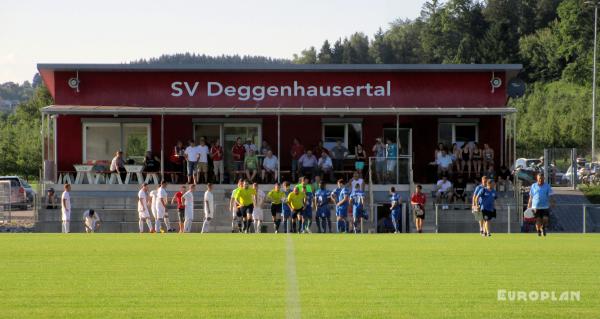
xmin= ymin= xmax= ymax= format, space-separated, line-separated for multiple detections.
xmin=178 ymin=208 xmax=185 ymax=221
xmin=292 ymin=208 xmax=303 ymax=219
xmin=534 ymin=208 xmax=550 ymax=219
xmin=482 ymin=209 xmax=496 ymax=221
xmin=271 ymin=204 xmax=282 ymax=217
xmin=241 ymin=204 xmax=254 ymax=217
xmin=235 ymin=208 xmax=243 ymax=218
xmin=414 ymin=212 xmax=425 ymax=220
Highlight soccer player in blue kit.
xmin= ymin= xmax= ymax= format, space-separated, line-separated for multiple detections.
xmin=314 ymin=181 xmax=332 ymax=233
xmin=281 ymin=181 xmax=293 ymax=233
xmin=302 ymin=185 xmax=314 ymax=233
xmin=350 ymin=184 xmax=366 ymax=233
xmin=331 ymin=179 xmax=350 ymax=233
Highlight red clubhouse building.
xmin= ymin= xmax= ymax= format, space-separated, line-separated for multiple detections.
xmin=38 ymin=63 xmax=521 ymax=185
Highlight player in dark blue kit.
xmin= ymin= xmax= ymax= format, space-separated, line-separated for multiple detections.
xmin=390 ymin=187 xmax=402 ymax=233
xmin=302 ymin=186 xmax=314 ymax=233
xmin=350 ymin=185 xmax=366 ymax=234
xmin=281 ymin=181 xmax=293 ymax=233
xmin=314 ymin=181 xmax=332 ymax=233
xmin=474 ymin=179 xmax=497 ymax=237
xmin=331 ymin=179 xmax=350 ymax=233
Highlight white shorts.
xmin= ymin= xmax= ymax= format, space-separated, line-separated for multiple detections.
xmin=204 ymin=209 xmax=213 ymax=219
xmin=138 ymin=209 xmax=150 ymax=219
xmin=156 ymin=208 xmax=165 ymax=219
xmin=252 ymin=208 xmax=264 ymax=220
xmin=185 ymin=208 xmax=194 ymax=221
xmin=61 ymin=210 xmax=71 ymax=221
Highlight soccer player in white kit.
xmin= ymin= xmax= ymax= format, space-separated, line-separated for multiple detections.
xmin=155 ymin=181 xmax=169 ymax=233
xmin=252 ymin=183 xmax=265 ymax=233
xmin=183 ymin=183 xmax=196 ymax=233
xmin=83 ymin=209 xmax=100 ymax=233
xmin=202 ymin=183 xmax=214 ymax=233
xmin=137 ymin=183 xmax=154 ymax=233
xmin=61 ymin=183 xmax=71 ymax=233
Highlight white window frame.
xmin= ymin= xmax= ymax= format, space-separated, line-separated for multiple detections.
xmin=438 ymin=122 xmax=479 ymax=147
xmin=82 ymin=122 xmax=151 ymax=162
xmin=322 ymin=122 xmax=363 ymax=157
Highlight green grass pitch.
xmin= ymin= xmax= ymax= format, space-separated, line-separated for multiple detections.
xmin=1 ymin=234 xmax=599 ymax=318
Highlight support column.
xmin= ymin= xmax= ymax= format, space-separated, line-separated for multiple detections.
xmin=41 ymin=112 xmax=45 ymax=183
xmin=500 ymin=114 xmax=504 ymax=167
xmin=160 ymin=112 xmax=164 ymax=182
xmin=277 ymin=114 xmax=281 ymax=183
xmin=395 ymin=113 xmax=400 ymax=184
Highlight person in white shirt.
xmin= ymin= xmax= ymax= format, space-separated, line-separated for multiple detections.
xmin=184 ymin=140 xmax=201 ymax=184
xmin=61 ymin=183 xmax=71 ymax=233
xmin=252 ymin=183 xmax=265 ymax=233
xmin=149 ymin=187 xmax=158 ymax=224
xmin=137 ymin=183 xmax=154 ymax=233
xmin=436 ymin=150 xmax=453 ymax=176
xmin=318 ymin=152 xmax=334 ymax=182
xmin=261 ymin=150 xmax=278 ymax=182
xmin=155 ymin=181 xmax=169 ymax=233
xmin=434 ymin=175 xmax=453 ymax=210
xmin=244 ymin=138 xmax=257 ymax=153
xmin=83 ymin=209 xmax=100 ymax=233
xmin=110 ymin=150 xmax=126 ymax=182
xmin=350 ymin=172 xmax=364 ymax=193
xmin=183 ymin=183 xmax=196 ymax=233
xmin=201 ymin=183 xmax=214 ymax=233
xmin=196 ymin=138 xmax=210 ymax=184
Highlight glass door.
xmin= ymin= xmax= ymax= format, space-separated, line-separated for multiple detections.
xmin=223 ymin=124 xmax=261 ymax=178
xmin=382 ymin=128 xmax=412 ymax=184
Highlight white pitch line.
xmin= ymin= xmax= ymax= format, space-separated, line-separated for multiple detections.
xmin=286 ymin=234 xmax=301 ymax=319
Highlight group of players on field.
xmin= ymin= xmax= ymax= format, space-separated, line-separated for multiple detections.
xmin=230 ymin=177 xmax=368 ymax=233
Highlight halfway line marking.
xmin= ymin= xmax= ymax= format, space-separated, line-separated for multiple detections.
xmin=286 ymin=234 xmax=301 ymax=319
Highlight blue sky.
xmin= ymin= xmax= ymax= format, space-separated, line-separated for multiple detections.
xmin=0 ymin=0 xmax=423 ymax=83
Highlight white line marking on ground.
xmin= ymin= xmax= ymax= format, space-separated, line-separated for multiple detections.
xmin=286 ymin=234 xmax=301 ymax=319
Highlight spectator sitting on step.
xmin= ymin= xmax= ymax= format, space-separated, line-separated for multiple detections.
xmin=317 ymin=152 xmax=334 ymax=182
xmin=497 ymin=165 xmax=512 ymax=195
xmin=261 ymin=150 xmax=278 ymax=183
xmin=484 ymin=165 xmax=496 ymax=181
xmin=436 ymin=150 xmax=453 ymax=177
xmin=83 ymin=209 xmax=101 ymax=233
xmin=110 ymin=150 xmax=126 ymax=182
xmin=434 ymin=174 xmax=453 ymax=210
xmin=298 ymin=150 xmax=318 ymax=179
xmin=451 ymin=175 xmax=467 ymax=209
xmin=45 ymin=188 xmax=58 ymax=209
xmin=244 ymin=150 xmax=259 ymax=182
xmin=143 ymin=150 xmax=160 ymax=173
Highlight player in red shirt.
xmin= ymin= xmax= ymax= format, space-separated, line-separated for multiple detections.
xmin=171 ymin=185 xmax=186 ymax=233
xmin=232 ymin=137 xmax=246 ymax=181
xmin=410 ymin=184 xmax=427 ymax=233
xmin=290 ymin=138 xmax=305 ymax=181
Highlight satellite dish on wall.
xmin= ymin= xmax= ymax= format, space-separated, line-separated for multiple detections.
xmin=507 ymin=78 xmax=526 ymax=98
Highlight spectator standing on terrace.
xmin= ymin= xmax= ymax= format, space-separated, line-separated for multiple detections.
xmin=330 ymin=139 xmax=348 ymax=174
xmin=83 ymin=209 xmax=101 ymax=233
xmin=314 ymin=140 xmax=329 ymax=159
xmin=290 ymin=138 xmax=305 ymax=181
xmin=61 ymin=183 xmax=71 ymax=233
xmin=298 ymin=150 xmax=317 ymax=179
xmin=232 ymin=137 xmax=246 ymax=182
xmin=137 ymin=183 xmax=154 ymax=233
xmin=110 ymin=150 xmax=126 ymax=182
xmin=210 ymin=139 xmax=224 ymax=184
xmin=196 ymin=139 xmax=210 ymax=184
xmin=170 ymin=140 xmax=185 ymax=183
xmin=244 ymin=150 xmax=259 ymax=182
xmin=350 ymin=171 xmax=364 ymax=193
xmin=372 ymin=138 xmax=386 ymax=183
xmin=472 ymin=142 xmax=483 ymax=177
xmin=386 ymin=138 xmax=398 ymax=182
xmin=354 ymin=143 xmax=367 ymax=176
xmin=184 ymin=140 xmax=200 ymax=184
xmin=262 ymin=150 xmax=278 ymax=183
xmin=317 ymin=152 xmax=334 ymax=182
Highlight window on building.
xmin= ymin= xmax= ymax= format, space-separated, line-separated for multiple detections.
xmin=83 ymin=122 xmax=151 ymax=163
xmin=438 ymin=122 xmax=478 ymax=148
xmin=323 ymin=123 xmax=362 ymax=155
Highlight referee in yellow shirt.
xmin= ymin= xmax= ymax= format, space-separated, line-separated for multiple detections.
xmin=287 ymin=186 xmax=306 ymax=233
xmin=267 ymin=183 xmax=285 ymax=233
xmin=235 ymin=180 xmax=256 ymax=233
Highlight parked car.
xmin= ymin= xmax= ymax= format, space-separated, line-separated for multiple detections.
xmin=0 ymin=176 xmax=36 ymax=210
xmin=514 ymin=158 xmax=542 ymax=170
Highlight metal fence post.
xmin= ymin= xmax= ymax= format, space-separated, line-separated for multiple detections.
xmin=435 ymin=204 xmax=439 ymax=233
xmin=507 ymin=205 xmax=511 ymax=234
xmin=583 ymin=205 xmax=587 ymax=234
